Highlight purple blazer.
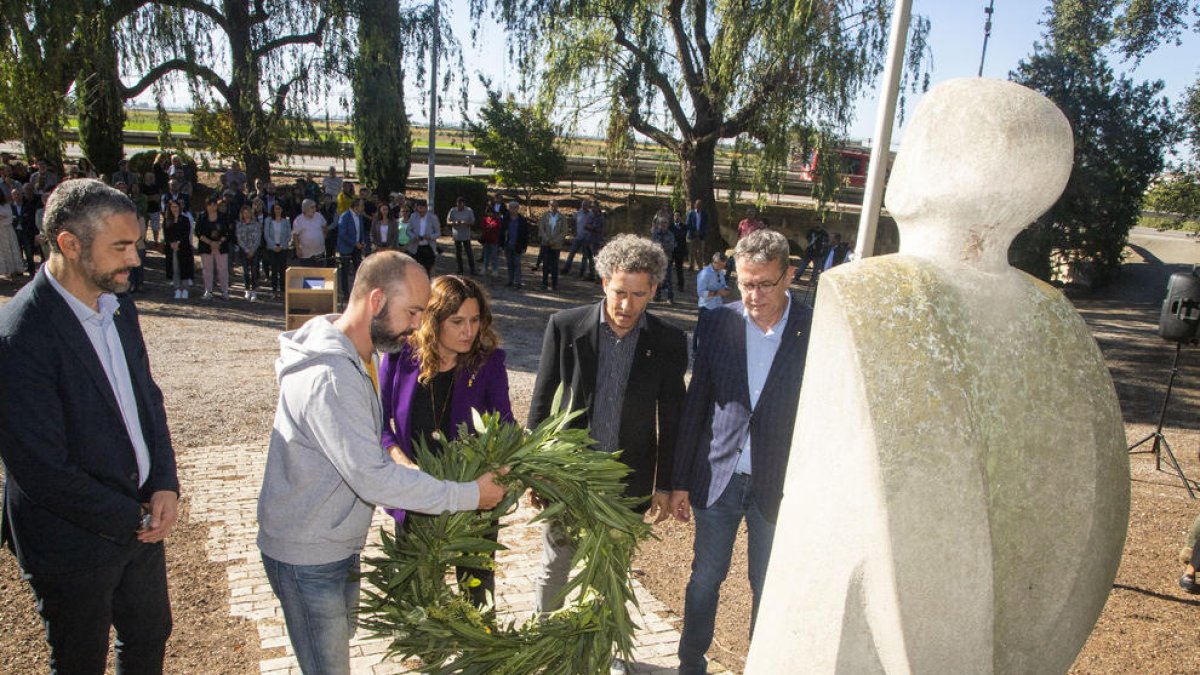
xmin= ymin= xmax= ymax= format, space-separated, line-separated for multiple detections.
xmin=379 ymin=343 xmax=514 ymax=521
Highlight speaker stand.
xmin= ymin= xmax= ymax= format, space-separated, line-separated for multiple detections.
xmin=1129 ymin=342 xmax=1197 ymax=499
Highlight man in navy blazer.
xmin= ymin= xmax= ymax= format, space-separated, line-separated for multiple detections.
xmin=528 ymin=234 xmax=687 ymax=632
xmin=0 ymin=179 xmax=179 ymax=674
xmin=336 ymin=197 xmax=370 ymax=301
xmin=670 ymin=228 xmax=811 ymax=675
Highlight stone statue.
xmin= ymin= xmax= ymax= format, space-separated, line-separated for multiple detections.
xmin=744 ymin=78 xmax=1129 ymax=674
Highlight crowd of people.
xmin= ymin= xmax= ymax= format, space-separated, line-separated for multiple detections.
xmin=0 ymin=151 xmax=869 ymax=675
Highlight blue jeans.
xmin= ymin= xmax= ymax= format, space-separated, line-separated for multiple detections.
xmin=505 ymin=248 xmax=523 ymax=286
xmin=262 ymin=553 xmax=360 ymax=675
xmin=677 ymin=473 xmax=776 ymax=674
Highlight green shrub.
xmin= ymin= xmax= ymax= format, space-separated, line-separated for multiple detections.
xmin=128 ymin=149 xmax=197 ymax=177
xmin=433 ymin=176 xmax=489 ymax=223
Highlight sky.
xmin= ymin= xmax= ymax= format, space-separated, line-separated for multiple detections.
xmin=135 ymin=1 xmax=1199 ymax=151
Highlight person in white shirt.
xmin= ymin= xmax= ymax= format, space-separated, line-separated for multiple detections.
xmin=291 ymin=199 xmax=328 ymax=266
xmin=447 ymin=196 xmax=476 ymax=275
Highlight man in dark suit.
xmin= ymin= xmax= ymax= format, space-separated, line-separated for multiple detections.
xmin=670 ymin=228 xmax=811 ymax=675
xmin=528 ymin=234 xmax=687 ymax=622
xmin=336 ymin=197 xmax=369 ymax=301
xmin=10 ymin=186 xmax=40 ymax=274
xmin=0 ymin=179 xmax=179 ymax=674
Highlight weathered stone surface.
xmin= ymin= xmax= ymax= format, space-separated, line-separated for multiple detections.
xmin=745 ymin=79 xmax=1129 ymax=674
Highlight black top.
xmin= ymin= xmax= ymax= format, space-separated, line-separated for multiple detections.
xmin=195 ymin=211 xmax=233 ymax=255
xmin=409 ymin=368 xmax=456 ymax=455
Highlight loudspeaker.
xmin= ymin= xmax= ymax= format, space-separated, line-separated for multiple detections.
xmin=1159 ymin=267 xmax=1200 ymax=343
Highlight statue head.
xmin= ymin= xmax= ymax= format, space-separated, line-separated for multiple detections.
xmin=885 ymin=78 xmax=1073 ymax=273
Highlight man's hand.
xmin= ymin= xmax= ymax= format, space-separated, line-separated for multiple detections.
xmin=669 ymin=490 xmax=691 ymax=523
xmin=646 ymin=491 xmax=671 ymax=524
xmin=388 ymin=446 xmax=418 ymax=470
xmin=475 ymin=467 xmax=509 ymax=510
xmin=137 ymin=490 xmax=179 ymax=543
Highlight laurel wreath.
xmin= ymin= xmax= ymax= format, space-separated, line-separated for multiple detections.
xmin=359 ymin=393 xmax=651 ymax=674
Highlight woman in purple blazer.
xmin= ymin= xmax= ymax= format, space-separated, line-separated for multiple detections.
xmin=378 ymin=274 xmax=513 ymax=605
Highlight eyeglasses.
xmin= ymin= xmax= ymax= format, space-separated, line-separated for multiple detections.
xmin=737 ymin=266 xmax=788 ymax=293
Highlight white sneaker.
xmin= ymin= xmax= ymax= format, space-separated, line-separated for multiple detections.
xmin=245 ymin=289 xmax=252 ymax=300
xmin=202 ymin=291 xmax=213 ymax=300
xmin=173 ymin=289 xmax=182 ymax=300
xmin=249 ymin=291 xmax=257 ymax=302
xmin=181 ymin=289 xmax=189 ymax=299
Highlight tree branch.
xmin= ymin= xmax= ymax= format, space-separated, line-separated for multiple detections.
xmin=666 ymin=0 xmax=705 ymax=96
xmin=719 ymin=66 xmax=793 ymax=138
xmin=267 ymin=70 xmax=306 ymax=125
xmin=250 ymin=0 xmax=267 ymax=24
xmin=691 ymin=0 xmax=711 ymax=68
xmin=252 ymin=14 xmax=328 ymax=59
xmin=151 ymin=0 xmax=227 ymax=31
xmin=121 ymin=58 xmax=231 ymax=100
xmin=611 ymin=17 xmax=693 ymax=137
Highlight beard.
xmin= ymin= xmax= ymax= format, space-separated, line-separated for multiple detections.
xmin=369 ymin=300 xmax=412 ymax=353
xmin=81 ymin=249 xmax=132 ymax=294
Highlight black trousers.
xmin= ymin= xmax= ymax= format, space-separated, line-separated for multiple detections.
xmin=541 ymin=246 xmax=560 ymax=288
xmin=415 ymin=245 xmax=436 ymax=276
xmin=24 ymin=542 xmax=172 ymax=675
xmin=337 ymin=250 xmax=362 ymax=301
xmin=454 ymin=240 xmax=476 ymax=274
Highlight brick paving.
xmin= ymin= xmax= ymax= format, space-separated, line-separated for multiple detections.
xmin=179 ymin=443 xmax=727 ymax=674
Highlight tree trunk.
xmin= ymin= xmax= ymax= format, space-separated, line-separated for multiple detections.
xmin=76 ymin=14 xmax=126 ymax=175
xmin=681 ymin=136 xmax=724 ymax=253
xmin=227 ymin=0 xmax=271 ymax=184
xmin=352 ymin=0 xmax=411 ymax=197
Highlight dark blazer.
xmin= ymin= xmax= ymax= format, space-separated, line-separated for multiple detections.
xmin=528 ymin=302 xmax=687 ymax=499
xmin=336 ymin=209 xmax=370 ymax=255
xmin=378 ymin=344 xmax=515 ymax=456
xmin=671 ymin=295 xmax=812 ymax=523
xmin=0 ymin=270 xmax=179 ymax=573
xmin=500 ymin=214 xmax=531 ymax=253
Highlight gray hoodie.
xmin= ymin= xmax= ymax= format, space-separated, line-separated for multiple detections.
xmin=256 ymin=315 xmax=479 ymax=565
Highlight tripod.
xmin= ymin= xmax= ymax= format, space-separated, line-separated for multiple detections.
xmin=1128 ymin=341 xmax=1198 ymax=498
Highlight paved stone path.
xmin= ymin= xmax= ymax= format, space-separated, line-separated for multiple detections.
xmin=179 ymin=443 xmax=726 ymax=674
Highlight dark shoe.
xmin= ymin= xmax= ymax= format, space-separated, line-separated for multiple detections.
xmin=1181 ymin=574 xmax=1200 ymax=594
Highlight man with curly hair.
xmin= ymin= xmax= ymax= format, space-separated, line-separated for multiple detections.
xmin=528 ymin=233 xmax=687 ymax=674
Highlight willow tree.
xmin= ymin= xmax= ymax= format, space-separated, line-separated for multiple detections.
xmin=351 ymin=0 xmax=412 ymax=197
xmin=120 ymin=0 xmax=337 ymax=183
xmin=481 ymin=0 xmax=927 ymax=245
xmin=77 ymin=5 xmax=128 ymax=174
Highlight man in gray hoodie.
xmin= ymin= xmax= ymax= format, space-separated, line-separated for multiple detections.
xmin=257 ymin=251 xmax=506 ymax=675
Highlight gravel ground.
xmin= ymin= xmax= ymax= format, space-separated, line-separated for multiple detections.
xmin=1 ymin=226 xmax=1198 ymax=674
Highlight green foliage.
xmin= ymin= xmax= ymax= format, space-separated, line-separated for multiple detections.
xmin=1144 ymin=172 xmax=1200 ymax=219
xmin=434 ymin=176 xmax=489 ymax=222
xmin=467 ymin=88 xmax=566 ymax=195
xmin=1011 ymin=43 xmax=1176 ymax=285
xmin=351 ymin=0 xmax=412 ymax=198
xmin=359 ymin=402 xmax=650 ymax=674
xmin=75 ymin=11 xmax=126 ymax=174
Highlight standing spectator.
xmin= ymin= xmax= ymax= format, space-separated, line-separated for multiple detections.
xmin=152 ymin=153 xmax=171 ymax=193
xmin=406 ymin=199 xmax=441 ymax=277
xmin=0 ymin=179 xmax=179 ymax=675
xmin=321 ymin=165 xmax=344 ymax=198
xmin=823 ymin=233 xmax=851 ymax=270
xmin=221 ymin=161 xmax=248 ymax=193
xmin=110 ymin=158 xmax=137 ymax=190
xmin=500 ymin=200 xmax=530 ymax=289
xmin=167 ymin=154 xmax=193 ymax=193
xmin=264 ymin=202 xmax=292 ymax=298
xmin=142 ymin=171 xmax=162 ymax=244
xmin=447 ymin=196 xmax=477 ymax=275
xmin=257 ymin=252 xmax=506 ymax=675
xmin=669 ymin=209 xmax=689 ymax=291
xmin=370 ymin=202 xmax=401 ymax=252
xmin=319 ymin=193 xmax=338 ymax=259
xmin=336 ymin=181 xmax=355 ymax=218
xmin=560 ymin=199 xmax=592 ymax=276
xmin=235 ymin=203 xmax=263 ymax=301
xmin=737 ymin=205 xmax=766 ymax=240
xmin=583 ymin=206 xmax=606 ymax=281
xmin=794 ymin=225 xmax=829 ymax=283
xmin=195 ymin=196 xmax=232 ymax=300
xmin=650 ymin=214 xmax=677 ymax=304
xmin=291 ymin=199 xmax=328 ymax=269
xmin=0 ymin=187 xmax=22 ymax=279
xmin=378 ymin=274 xmax=513 ymax=607
xmin=162 ymin=199 xmax=195 ymax=299
xmin=537 ymin=200 xmax=568 ymax=291
xmin=160 ymin=176 xmax=190 ymax=215
xmin=670 ymin=229 xmax=811 ymax=675
xmin=28 ymin=159 xmax=59 ymax=198
xmin=527 ymin=234 xmax=686 ymax=672
xmin=686 ymin=200 xmax=709 ymax=271
xmin=10 ymin=186 xmax=40 ymax=275
xmin=336 ymin=198 xmax=369 ymax=300
xmin=694 ymin=251 xmax=729 ymax=352
xmin=75 ymin=158 xmax=98 ymax=179
xmin=479 ymin=207 xmax=501 ymax=279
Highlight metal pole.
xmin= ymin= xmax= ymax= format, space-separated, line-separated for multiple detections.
xmin=853 ymin=0 xmax=912 ymax=260
xmin=427 ymin=0 xmax=439 ymax=212
xmin=978 ymin=0 xmax=995 ymax=77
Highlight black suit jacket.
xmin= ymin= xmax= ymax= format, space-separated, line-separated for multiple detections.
xmin=0 ymin=269 xmax=178 ymax=573
xmin=672 ymin=295 xmax=811 ymax=523
xmin=528 ymin=302 xmax=687 ymax=499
